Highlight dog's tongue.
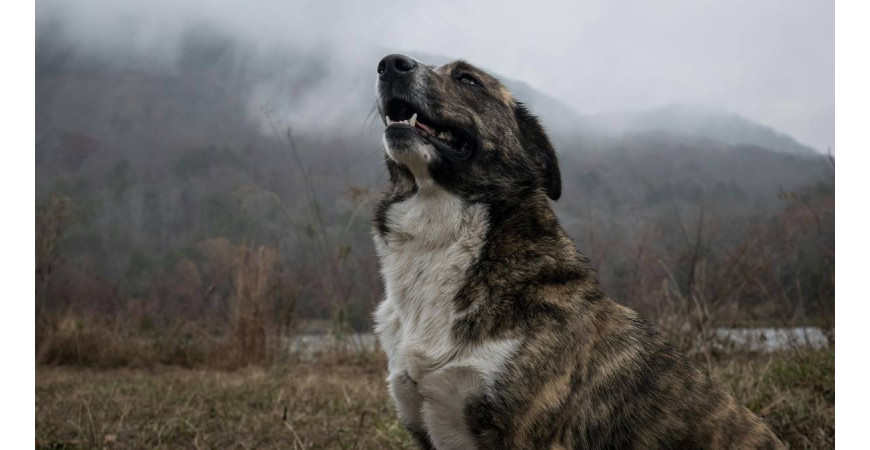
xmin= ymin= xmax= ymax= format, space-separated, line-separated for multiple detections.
xmin=415 ymin=120 xmax=436 ymax=135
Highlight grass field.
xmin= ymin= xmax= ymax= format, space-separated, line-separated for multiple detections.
xmin=36 ymin=349 xmax=833 ymax=449
xmin=36 ymin=358 xmax=415 ymax=449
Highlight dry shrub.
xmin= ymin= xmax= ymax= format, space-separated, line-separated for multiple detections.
xmin=35 ymin=236 xmax=300 ymax=369
xmin=196 ymin=239 xmax=297 ymax=366
xmin=601 ymin=197 xmax=834 ymax=361
xmin=36 ymin=313 xmax=157 ymax=368
xmin=229 ymin=245 xmax=277 ymax=364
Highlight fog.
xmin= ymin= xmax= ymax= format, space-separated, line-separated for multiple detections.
xmin=36 ymin=0 xmax=832 ymax=152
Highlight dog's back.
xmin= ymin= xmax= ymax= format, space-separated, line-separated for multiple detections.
xmin=427 ymin=196 xmax=782 ymax=449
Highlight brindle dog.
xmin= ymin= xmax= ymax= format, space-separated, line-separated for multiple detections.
xmin=372 ymin=54 xmax=784 ymax=449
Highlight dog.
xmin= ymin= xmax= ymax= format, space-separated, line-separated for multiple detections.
xmin=372 ymin=53 xmax=784 ymax=449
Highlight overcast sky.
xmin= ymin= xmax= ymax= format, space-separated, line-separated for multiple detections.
xmin=37 ymin=0 xmax=833 ymax=152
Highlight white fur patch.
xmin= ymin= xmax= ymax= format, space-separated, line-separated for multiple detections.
xmin=374 ymin=186 xmax=488 ymax=374
xmin=374 ymin=183 xmax=519 ymax=446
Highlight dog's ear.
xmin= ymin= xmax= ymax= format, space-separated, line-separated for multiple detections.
xmin=514 ymin=103 xmax=561 ymax=200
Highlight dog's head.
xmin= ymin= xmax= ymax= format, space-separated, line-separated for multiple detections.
xmin=376 ymin=54 xmax=561 ymax=202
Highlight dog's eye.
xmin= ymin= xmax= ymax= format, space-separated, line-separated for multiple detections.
xmin=457 ymin=74 xmax=481 ymax=87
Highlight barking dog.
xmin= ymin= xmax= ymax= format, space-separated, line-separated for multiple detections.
xmin=372 ymin=54 xmax=784 ymax=449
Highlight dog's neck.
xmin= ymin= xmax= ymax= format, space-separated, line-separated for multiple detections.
xmin=484 ymin=191 xmax=565 ymax=243
xmin=378 ymin=180 xmax=563 ymax=245
xmin=394 ymin=185 xmax=481 ymax=246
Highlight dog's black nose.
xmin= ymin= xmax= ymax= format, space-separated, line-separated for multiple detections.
xmin=377 ymin=54 xmax=417 ymax=81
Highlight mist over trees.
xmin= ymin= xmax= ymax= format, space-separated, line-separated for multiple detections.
xmin=36 ymin=23 xmax=833 ymax=364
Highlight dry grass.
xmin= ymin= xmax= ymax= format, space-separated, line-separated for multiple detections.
xmin=711 ymin=348 xmax=835 ymax=449
xmin=36 ymin=358 xmax=415 ymax=449
xmin=36 ymin=348 xmax=832 ymax=449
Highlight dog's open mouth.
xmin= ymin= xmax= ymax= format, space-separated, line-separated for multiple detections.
xmin=383 ymin=99 xmax=473 ymax=155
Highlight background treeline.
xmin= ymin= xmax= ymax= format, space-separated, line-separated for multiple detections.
xmin=35 ymin=26 xmax=833 ymax=367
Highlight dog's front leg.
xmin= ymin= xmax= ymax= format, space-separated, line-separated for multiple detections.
xmin=388 ymin=371 xmax=434 ymax=449
xmin=418 ymin=366 xmax=486 ymax=450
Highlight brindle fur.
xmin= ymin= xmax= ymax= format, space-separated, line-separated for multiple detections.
xmin=373 ymin=55 xmax=784 ymax=449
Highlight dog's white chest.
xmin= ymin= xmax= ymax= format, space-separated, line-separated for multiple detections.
xmin=374 ymin=187 xmax=513 ymax=379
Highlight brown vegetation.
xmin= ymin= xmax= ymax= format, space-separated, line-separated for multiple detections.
xmin=35 ymin=348 xmax=832 ymax=449
xmin=37 ymin=359 xmax=414 ymax=449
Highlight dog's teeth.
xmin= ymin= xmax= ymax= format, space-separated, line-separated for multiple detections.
xmin=410 ymin=113 xmax=417 ymax=127
xmin=386 ymin=115 xmax=393 ymax=125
